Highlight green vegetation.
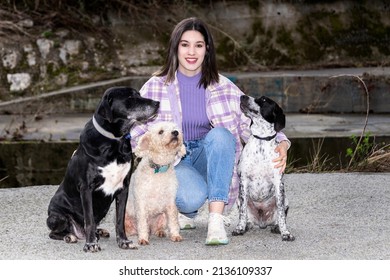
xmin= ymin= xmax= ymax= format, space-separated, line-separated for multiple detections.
xmin=346 ymin=133 xmax=374 ymax=165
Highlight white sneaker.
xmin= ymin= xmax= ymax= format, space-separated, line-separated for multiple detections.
xmin=178 ymin=213 xmax=196 ymax=230
xmin=205 ymin=212 xmax=229 ymax=245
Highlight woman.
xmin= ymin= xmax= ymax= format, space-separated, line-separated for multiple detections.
xmin=130 ymin=17 xmax=290 ymax=245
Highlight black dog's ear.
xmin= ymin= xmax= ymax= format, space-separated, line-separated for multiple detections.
xmin=98 ymin=91 xmax=114 ymax=122
xmin=274 ymin=104 xmax=286 ymax=132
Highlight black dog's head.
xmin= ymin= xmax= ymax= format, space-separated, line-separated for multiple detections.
xmin=240 ymin=95 xmax=285 ymax=132
xmin=96 ymin=87 xmax=160 ymax=135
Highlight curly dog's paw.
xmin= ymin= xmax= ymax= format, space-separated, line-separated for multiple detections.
xmin=138 ymin=239 xmax=150 ymax=245
xmin=170 ymin=235 xmax=183 ymax=242
xmin=155 ymin=230 xmax=166 ymax=238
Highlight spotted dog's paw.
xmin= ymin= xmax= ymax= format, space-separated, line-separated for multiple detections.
xmin=270 ymin=225 xmax=281 ymax=234
xmin=232 ymin=226 xmax=247 ymax=236
xmin=281 ymin=233 xmax=295 ymax=241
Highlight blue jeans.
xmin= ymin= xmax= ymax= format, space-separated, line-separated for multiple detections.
xmin=175 ymin=127 xmax=236 ymax=218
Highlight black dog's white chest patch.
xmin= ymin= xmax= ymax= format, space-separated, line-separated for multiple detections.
xmin=97 ymin=161 xmax=131 ymax=196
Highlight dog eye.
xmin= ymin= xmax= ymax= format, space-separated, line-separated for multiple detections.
xmin=158 ymin=130 xmax=164 ymax=135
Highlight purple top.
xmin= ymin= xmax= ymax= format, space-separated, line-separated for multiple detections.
xmin=131 ymin=72 xmax=290 ymax=212
xmin=177 ymin=71 xmax=211 ymax=141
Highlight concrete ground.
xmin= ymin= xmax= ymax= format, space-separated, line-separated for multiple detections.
xmin=0 ymin=110 xmax=390 ymax=262
xmin=0 ymin=172 xmax=389 ymax=260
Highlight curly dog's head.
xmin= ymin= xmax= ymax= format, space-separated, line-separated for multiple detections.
xmin=135 ymin=122 xmax=186 ymax=165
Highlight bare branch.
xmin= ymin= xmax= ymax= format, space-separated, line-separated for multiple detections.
xmin=329 ymin=74 xmax=370 ymax=170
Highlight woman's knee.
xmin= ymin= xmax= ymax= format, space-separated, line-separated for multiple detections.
xmin=175 ymin=164 xmax=207 ymax=214
xmin=176 ymin=188 xmax=206 ymax=215
xmin=205 ymin=127 xmax=236 ymax=151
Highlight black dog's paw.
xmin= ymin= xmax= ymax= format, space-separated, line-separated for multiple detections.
xmin=83 ymin=242 xmax=101 ymax=253
xmin=281 ymin=233 xmax=295 ymax=242
xmin=117 ymin=238 xmax=138 ymax=250
xmin=64 ymin=234 xmax=78 ymax=243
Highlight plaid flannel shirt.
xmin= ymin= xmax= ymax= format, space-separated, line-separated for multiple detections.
xmin=130 ymin=73 xmax=289 ymax=212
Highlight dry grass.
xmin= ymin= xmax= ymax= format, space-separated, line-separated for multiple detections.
xmin=358 ymin=144 xmax=390 ymax=172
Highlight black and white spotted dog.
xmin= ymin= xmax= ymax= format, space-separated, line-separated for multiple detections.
xmin=46 ymin=86 xmax=159 ymax=252
xmin=232 ymin=95 xmax=294 ymax=241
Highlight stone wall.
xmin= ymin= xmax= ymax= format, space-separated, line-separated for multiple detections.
xmin=1 ymin=0 xmax=389 ymax=108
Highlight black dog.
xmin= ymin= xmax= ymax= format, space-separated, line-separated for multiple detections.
xmin=46 ymin=86 xmax=159 ymax=252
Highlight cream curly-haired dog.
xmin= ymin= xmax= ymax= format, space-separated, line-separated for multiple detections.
xmin=125 ymin=121 xmax=186 ymax=245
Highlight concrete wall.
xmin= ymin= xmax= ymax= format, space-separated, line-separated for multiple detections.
xmin=1 ymin=67 xmax=389 ymax=114
xmin=228 ymin=67 xmax=390 ymax=113
xmin=1 ymin=0 xmax=390 ymax=113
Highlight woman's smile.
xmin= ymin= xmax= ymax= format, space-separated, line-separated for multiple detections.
xmin=177 ymin=30 xmax=206 ymax=76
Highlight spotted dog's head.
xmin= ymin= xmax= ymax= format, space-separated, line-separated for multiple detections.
xmin=135 ymin=122 xmax=186 ymax=166
xmin=240 ymin=95 xmax=285 ymax=133
xmin=95 ymin=86 xmax=160 ymax=135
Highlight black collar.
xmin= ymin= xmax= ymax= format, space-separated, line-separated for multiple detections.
xmin=252 ymin=133 xmax=277 ymax=141
xmin=249 ymin=120 xmax=277 ymax=141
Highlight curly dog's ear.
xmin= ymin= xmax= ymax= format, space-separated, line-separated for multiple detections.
xmin=178 ymin=144 xmax=186 ymax=158
xmin=135 ymin=133 xmax=151 ymax=158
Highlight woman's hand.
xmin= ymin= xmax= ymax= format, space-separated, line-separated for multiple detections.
xmin=273 ymin=141 xmax=289 ymax=174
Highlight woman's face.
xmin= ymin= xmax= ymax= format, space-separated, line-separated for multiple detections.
xmin=177 ymin=30 xmax=206 ymax=76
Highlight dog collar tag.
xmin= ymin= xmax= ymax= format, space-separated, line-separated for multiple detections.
xmin=149 ymin=160 xmax=170 ymax=173
xmin=154 ymin=165 xmax=169 ymax=174
xmin=124 ymin=133 xmax=131 ymax=140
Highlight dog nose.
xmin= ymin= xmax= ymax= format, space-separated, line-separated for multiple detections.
xmin=153 ymin=101 xmax=160 ymax=108
xmin=172 ymin=130 xmax=179 ymax=137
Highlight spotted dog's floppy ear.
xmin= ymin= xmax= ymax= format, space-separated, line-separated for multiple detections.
xmin=135 ymin=132 xmax=151 ymax=158
xmin=259 ymin=96 xmax=285 ymax=132
xmin=273 ymin=104 xmax=286 ymax=132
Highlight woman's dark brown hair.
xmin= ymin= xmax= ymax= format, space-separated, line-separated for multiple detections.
xmin=155 ymin=17 xmax=219 ymax=88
